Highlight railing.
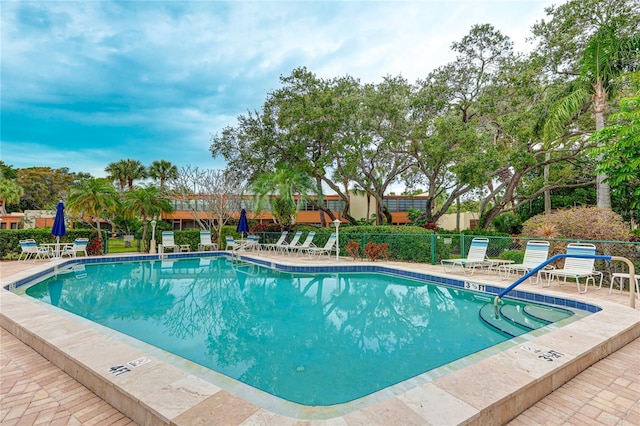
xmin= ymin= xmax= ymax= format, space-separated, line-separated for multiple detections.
xmin=494 ymin=254 xmax=636 ymax=309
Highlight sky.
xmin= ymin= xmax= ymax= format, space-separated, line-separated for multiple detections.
xmin=1 ymin=0 xmax=556 ymax=179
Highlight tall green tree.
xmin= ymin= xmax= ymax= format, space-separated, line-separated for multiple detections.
xmin=533 ymin=0 xmax=640 ymax=209
xmin=105 ymin=161 xmax=128 ymax=191
xmin=67 ymin=178 xmax=119 ymax=237
xmin=148 ymin=160 xmax=179 ymax=189
xmin=591 ymin=89 xmax=640 ymax=212
xmin=17 ymin=167 xmax=74 ymax=210
xmin=211 ymin=68 xmax=360 ymax=224
xmin=106 ymin=159 xmax=147 ymax=191
xmin=0 ymin=178 xmax=24 ymax=215
xmin=121 ymin=185 xmax=173 ymax=251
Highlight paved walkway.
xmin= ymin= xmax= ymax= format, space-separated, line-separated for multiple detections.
xmin=1 ymin=258 xmax=638 ymax=425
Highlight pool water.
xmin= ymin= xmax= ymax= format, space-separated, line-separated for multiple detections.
xmin=24 ymin=257 xmax=576 ymax=406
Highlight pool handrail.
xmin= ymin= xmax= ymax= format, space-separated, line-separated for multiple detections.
xmin=494 ymin=254 xmax=636 ymax=309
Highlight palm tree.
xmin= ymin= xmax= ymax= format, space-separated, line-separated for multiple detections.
xmin=148 ymin=160 xmax=178 ymax=189
xmin=123 ymin=159 xmax=147 ymax=190
xmin=252 ymin=168 xmax=315 ymax=229
xmin=105 ymin=161 xmax=127 ymax=192
xmin=544 ymin=27 xmax=640 ymax=209
xmin=66 ymin=178 xmax=119 ymax=238
xmin=121 ymin=185 xmax=174 ymax=251
xmin=0 ymin=178 xmax=24 ymax=216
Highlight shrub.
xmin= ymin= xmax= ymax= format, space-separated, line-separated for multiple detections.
xmin=521 ymin=207 xmax=629 ymax=241
xmin=498 ymin=249 xmax=524 ymax=264
xmin=345 ymin=241 xmax=361 ymax=260
xmin=87 ymin=237 xmax=103 ymax=256
xmin=364 ymin=242 xmax=389 ymax=261
xmin=491 ymin=214 xmax=523 ymax=235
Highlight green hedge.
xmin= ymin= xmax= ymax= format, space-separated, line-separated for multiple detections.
xmin=0 ymin=229 xmax=102 ymax=260
xmin=255 ymin=225 xmax=450 ymax=263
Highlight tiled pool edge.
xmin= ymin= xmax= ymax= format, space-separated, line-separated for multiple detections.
xmin=2 ymin=256 xmax=640 ymax=425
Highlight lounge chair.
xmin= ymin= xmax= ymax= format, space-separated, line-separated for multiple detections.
xmin=225 ymin=236 xmax=243 ymax=250
xmin=501 ymin=240 xmax=550 ymax=283
xmin=61 ymin=238 xmax=89 ymax=258
xmin=243 ymin=235 xmax=261 ymax=252
xmin=277 ymin=231 xmax=303 ymax=253
xmin=159 ymin=231 xmax=180 ymax=254
xmin=18 ymin=239 xmax=52 ymax=261
xmin=198 ymin=231 xmax=218 ymax=251
xmin=441 ymin=238 xmax=490 ymax=275
xmin=304 ymin=233 xmax=337 ymax=258
xmin=261 ymin=231 xmax=288 ymax=252
xmin=543 ymin=243 xmax=602 ymax=293
xmin=288 ymin=232 xmax=316 ymax=256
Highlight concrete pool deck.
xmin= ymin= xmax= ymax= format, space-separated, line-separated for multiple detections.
xmin=1 ymin=253 xmax=639 ymax=425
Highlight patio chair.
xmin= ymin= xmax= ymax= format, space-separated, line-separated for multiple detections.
xmin=261 ymin=231 xmax=288 ymax=252
xmin=18 ymin=239 xmax=52 ymax=261
xmin=303 ymin=234 xmax=337 ymax=258
xmin=501 ymin=240 xmax=550 ymax=283
xmin=198 ymin=231 xmax=218 ymax=251
xmin=225 ymin=235 xmax=244 ymax=250
xmin=159 ymin=231 xmax=180 ymax=254
xmin=441 ymin=238 xmax=490 ymax=275
xmin=288 ymin=232 xmax=316 ymax=256
xmin=543 ymin=243 xmax=602 ymax=293
xmin=243 ymin=235 xmax=261 ymax=252
xmin=277 ymin=231 xmax=303 ymax=254
xmin=61 ymin=238 xmax=89 ymax=258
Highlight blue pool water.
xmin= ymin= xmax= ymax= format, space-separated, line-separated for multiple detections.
xmin=24 ymin=257 xmax=577 ymax=406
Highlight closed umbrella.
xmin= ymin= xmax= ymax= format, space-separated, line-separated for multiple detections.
xmin=236 ymin=208 xmax=249 ymax=237
xmin=51 ymin=201 xmax=66 ymax=257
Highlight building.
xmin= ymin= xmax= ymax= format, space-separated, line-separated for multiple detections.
xmin=161 ymin=193 xmax=478 ymax=231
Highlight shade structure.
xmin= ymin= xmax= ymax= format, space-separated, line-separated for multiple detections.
xmin=51 ymin=201 xmax=67 ymax=257
xmin=236 ymin=208 xmax=249 ymax=236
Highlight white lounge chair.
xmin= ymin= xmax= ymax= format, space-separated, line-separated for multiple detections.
xmin=243 ymin=235 xmax=261 ymax=252
xmin=261 ymin=231 xmax=288 ymax=252
xmin=159 ymin=231 xmax=180 ymax=254
xmin=288 ymin=232 xmax=316 ymax=256
xmin=501 ymin=240 xmax=550 ymax=283
xmin=278 ymin=231 xmax=303 ymax=253
xmin=543 ymin=243 xmax=602 ymax=293
xmin=225 ymin=236 xmax=243 ymax=250
xmin=441 ymin=238 xmax=490 ymax=275
xmin=304 ymin=234 xmax=337 ymax=258
xmin=198 ymin=231 xmax=218 ymax=251
xmin=18 ymin=239 xmax=52 ymax=261
xmin=61 ymin=238 xmax=89 ymax=258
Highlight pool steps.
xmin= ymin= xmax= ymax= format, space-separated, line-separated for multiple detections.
xmin=479 ymin=302 xmax=573 ymax=337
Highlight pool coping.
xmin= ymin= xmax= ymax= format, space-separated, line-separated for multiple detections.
xmin=2 ymin=253 xmax=640 ymax=425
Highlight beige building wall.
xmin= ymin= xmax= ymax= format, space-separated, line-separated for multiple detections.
xmin=436 ymin=212 xmax=480 ymax=231
xmin=348 ymin=193 xmax=376 ymax=221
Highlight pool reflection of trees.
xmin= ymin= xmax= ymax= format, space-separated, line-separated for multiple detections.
xmin=27 ymin=258 xmax=503 ymax=405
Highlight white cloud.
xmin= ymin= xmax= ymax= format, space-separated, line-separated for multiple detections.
xmin=1 ymin=0 xmax=556 ymax=177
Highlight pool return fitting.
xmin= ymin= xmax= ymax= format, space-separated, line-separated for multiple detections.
xmin=494 ymin=254 xmax=636 ymax=317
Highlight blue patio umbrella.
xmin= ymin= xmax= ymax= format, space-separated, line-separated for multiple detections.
xmin=236 ymin=208 xmax=249 ymax=237
xmin=51 ymin=201 xmax=66 ymax=257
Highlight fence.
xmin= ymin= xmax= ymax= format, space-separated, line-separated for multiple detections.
xmin=255 ymin=231 xmax=640 ymax=270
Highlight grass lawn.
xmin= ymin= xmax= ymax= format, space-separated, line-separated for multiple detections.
xmin=107 ymin=238 xmax=141 ymax=254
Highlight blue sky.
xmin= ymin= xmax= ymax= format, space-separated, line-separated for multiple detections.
xmin=1 ymin=0 xmax=554 ymax=178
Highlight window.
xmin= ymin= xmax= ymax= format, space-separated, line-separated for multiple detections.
xmin=384 ymin=198 xmax=426 ymax=212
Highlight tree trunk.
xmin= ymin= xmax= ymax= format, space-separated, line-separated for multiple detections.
xmin=593 ymin=81 xmax=611 ymax=209
xmin=544 ymin=152 xmax=551 ymax=213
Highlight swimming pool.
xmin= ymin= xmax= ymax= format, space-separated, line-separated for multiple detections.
xmin=23 ymin=256 xmax=583 ymax=406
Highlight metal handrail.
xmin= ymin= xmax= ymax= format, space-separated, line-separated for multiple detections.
xmin=494 ymin=254 xmax=636 ymax=309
